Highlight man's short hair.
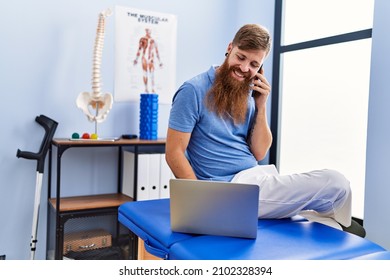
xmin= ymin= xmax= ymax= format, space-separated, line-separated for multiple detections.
xmin=232 ymin=24 xmax=271 ymax=55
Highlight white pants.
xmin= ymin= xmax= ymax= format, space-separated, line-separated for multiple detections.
xmin=231 ymin=165 xmax=352 ymax=230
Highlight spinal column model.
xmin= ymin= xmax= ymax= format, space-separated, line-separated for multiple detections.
xmin=76 ymin=8 xmax=113 ymax=123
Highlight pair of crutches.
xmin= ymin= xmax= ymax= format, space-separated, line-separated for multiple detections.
xmin=16 ymin=115 xmax=58 ymax=260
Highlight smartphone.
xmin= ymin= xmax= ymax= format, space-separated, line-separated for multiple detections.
xmin=252 ymin=65 xmax=263 ymax=96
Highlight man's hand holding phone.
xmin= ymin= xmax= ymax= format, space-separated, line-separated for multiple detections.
xmin=251 ymin=65 xmax=271 ymax=109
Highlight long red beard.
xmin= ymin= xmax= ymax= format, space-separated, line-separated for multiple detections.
xmin=206 ymin=61 xmax=252 ymax=124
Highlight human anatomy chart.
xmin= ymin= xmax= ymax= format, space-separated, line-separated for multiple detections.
xmin=114 ymin=6 xmax=177 ymax=104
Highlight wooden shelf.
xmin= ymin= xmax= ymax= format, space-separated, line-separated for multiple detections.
xmin=52 ymin=138 xmax=166 ymax=147
xmin=48 ymin=138 xmax=166 ymax=259
xmin=49 ymin=193 xmax=133 ymax=212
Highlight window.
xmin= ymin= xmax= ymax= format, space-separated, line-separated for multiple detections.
xmin=283 ymin=0 xmax=374 ymax=45
xmin=271 ymin=0 xmax=375 ymax=219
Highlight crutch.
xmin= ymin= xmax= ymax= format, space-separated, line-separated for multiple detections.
xmin=16 ymin=115 xmax=58 ymax=260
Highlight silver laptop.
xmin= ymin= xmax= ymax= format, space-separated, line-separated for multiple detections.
xmin=169 ymin=179 xmax=259 ymax=239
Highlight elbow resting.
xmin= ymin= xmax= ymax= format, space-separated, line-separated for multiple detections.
xmin=254 ymin=152 xmax=267 ymax=162
xmin=252 ymin=139 xmax=272 ymax=162
xmin=165 ymin=152 xmax=173 ymax=169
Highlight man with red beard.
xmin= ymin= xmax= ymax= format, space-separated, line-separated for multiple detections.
xmin=166 ymin=24 xmax=364 ymax=236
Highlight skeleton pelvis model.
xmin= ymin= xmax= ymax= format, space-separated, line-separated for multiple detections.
xmin=76 ymin=8 xmax=113 ymax=123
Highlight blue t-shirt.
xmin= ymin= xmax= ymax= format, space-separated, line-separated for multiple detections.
xmin=168 ymin=66 xmax=258 ymax=181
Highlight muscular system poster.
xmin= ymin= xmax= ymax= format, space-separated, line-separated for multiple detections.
xmin=114 ymin=6 xmax=177 ymax=104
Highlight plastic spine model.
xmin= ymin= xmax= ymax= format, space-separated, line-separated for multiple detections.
xmin=76 ymin=8 xmax=113 ymax=123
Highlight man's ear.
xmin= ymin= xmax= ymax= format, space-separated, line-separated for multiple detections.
xmin=226 ymin=42 xmax=233 ymax=55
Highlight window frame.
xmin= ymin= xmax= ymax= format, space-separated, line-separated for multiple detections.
xmin=269 ymin=0 xmax=373 ymax=165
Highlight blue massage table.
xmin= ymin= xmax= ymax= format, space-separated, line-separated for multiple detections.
xmin=118 ymin=199 xmax=390 ymax=260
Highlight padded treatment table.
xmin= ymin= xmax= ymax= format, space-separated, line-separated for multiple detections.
xmin=118 ymin=199 xmax=389 ymax=260
xmin=349 ymin=251 xmax=390 ymax=260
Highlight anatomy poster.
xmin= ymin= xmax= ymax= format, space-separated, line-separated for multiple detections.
xmin=114 ymin=6 xmax=177 ymax=104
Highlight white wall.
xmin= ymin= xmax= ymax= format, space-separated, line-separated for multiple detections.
xmin=364 ymin=0 xmax=390 ymax=250
xmin=0 ymin=0 xmax=274 ymax=259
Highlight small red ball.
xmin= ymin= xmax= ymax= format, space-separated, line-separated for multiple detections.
xmin=82 ymin=133 xmax=90 ymax=139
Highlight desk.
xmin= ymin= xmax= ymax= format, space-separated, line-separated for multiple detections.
xmin=47 ymin=138 xmax=166 ymax=260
